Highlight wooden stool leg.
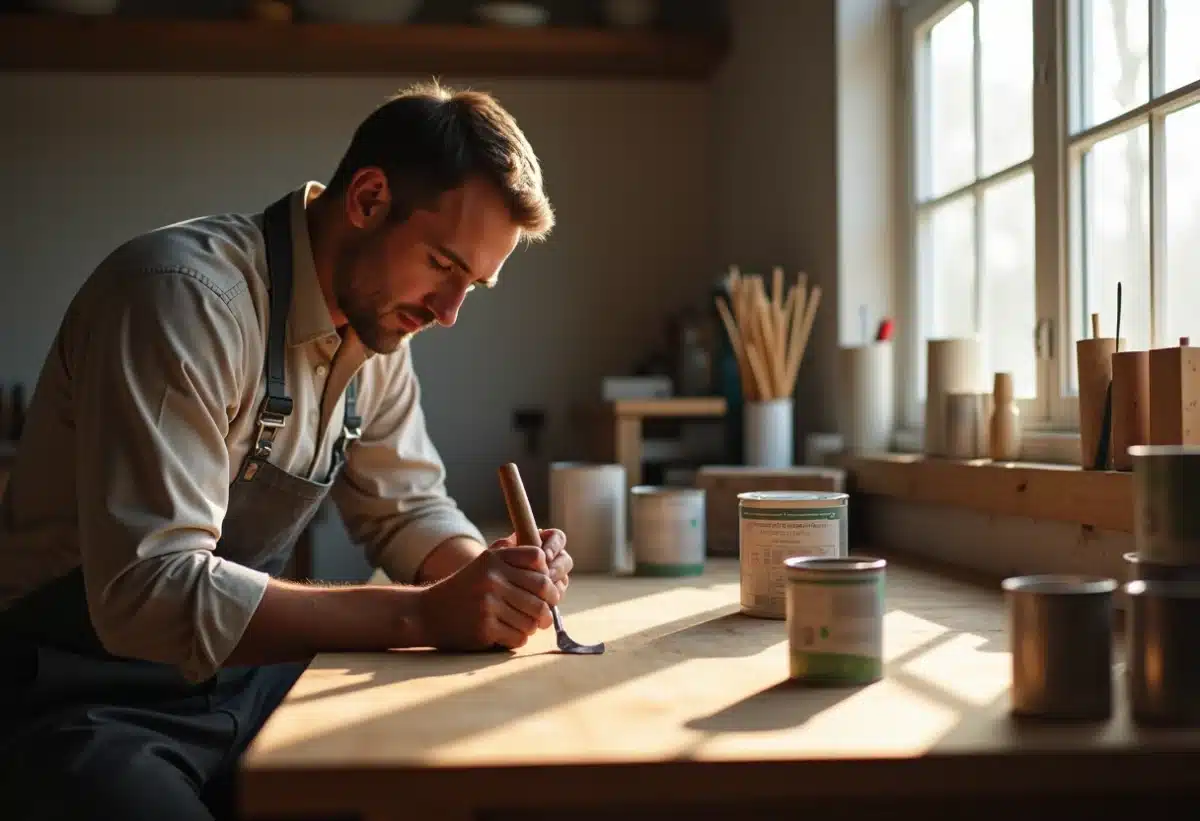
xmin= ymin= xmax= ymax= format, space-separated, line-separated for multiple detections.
xmin=615 ymin=415 xmax=642 ymax=490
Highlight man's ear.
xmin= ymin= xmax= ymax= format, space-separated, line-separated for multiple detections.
xmin=346 ymin=167 xmax=391 ymax=229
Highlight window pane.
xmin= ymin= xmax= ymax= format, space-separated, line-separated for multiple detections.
xmin=979 ymin=0 xmax=1033 ymax=175
xmin=1163 ymin=102 xmax=1200 ymax=346
xmin=982 ymin=172 xmax=1037 ymax=399
xmin=1165 ymin=0 xmax=1200 ymax=95
xmin=1069 ymin=125 xmax=1151 ymax=392
xmin=926 ymin=2 xmax=975 ymax=197
xmin=917 ymin=195 xmax=976 ymax=400
xmin=1078 ymin=0 xmax=1149 ymax=130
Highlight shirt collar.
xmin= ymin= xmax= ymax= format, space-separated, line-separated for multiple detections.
xmin=285 ymin=181 xmax=339 ymax=348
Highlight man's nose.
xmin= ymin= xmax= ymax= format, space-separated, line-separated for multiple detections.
xmin=429 ymin=283 xmax=470 ymax=327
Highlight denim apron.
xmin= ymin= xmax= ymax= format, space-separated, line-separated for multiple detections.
xmin=0 ymin=194 xmax=361 ymax=820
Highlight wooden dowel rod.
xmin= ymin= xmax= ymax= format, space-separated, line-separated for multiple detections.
xmin=498 ymin=463 xmax=541 ymax=547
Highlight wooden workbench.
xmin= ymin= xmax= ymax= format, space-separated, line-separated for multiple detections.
xmin=239 ymin=556 xmax=1200 ymax=820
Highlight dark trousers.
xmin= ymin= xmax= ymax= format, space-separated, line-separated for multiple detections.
xmin=0 ymin=644 xmax=308 ymax=821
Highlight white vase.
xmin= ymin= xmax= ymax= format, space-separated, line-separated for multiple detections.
xmin=744 ymin=399 xmax=794 ymax=467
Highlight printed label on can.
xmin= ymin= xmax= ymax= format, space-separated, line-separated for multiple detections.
xmin=787 ymin=576 xmax=883 ymax=684
xmin=740 ymin=506 xmax=843 ymax=617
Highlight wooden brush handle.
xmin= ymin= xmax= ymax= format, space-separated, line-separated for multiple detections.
xmin=498 ymin=463 xmax=542 ymax=547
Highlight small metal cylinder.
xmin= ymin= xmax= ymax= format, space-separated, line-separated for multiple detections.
xmin=1003 ymin=574 xmax=1117 ymax=720
xmin=1126 ymin=579 xmax=1200 ymax=727
xmin=1123 ymin=551 xmax=1200 ymax=583
xmin=1130 ymin=445 xmax=1200 ymax=565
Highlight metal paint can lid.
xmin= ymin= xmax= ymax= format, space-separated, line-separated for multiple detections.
xmin=785 ymin=556 xmax=885 ymax=578
xmin=738 ymin=490 xmax=848 ymax=506
xmin=631 ymin=484 xmax=705 ymax=499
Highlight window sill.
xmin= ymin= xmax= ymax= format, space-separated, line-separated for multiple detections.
xmin=892 ymin=428 xmax=1084 ymax=465
xmin=839 ymin=452 xmax=1132 ymax=533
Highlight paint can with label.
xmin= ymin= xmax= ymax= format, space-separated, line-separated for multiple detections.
xmin=785 ymin=555 xmax=886 ymax=686
xmin=738 ymin=490 xmax=849 ymax=619
xmin=630 ymin=485 xmax=706 ymax=576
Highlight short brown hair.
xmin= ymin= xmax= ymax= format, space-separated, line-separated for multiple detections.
xmin=328 ymin=80 xmax=554 ymax=242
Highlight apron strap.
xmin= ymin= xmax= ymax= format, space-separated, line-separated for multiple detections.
xmin=327 ymin=376 xmax=363 ymax=482
xmin=241 ymin=195 xmax=295 ymax=481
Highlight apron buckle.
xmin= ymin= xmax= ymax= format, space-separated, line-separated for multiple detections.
xmin=254 ymin=409 xmax=288 ymax=459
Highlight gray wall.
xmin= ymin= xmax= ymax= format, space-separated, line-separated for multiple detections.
xmin=0 ymin=0 xmax=904 ymax=579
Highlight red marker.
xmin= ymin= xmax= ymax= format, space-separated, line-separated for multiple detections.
xmin=875 ymin=318 xmax=894 ymax=342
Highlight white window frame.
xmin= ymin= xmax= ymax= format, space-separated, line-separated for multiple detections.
xmin=1050 ymin=0 xmax=1200 ymax=427
xmin=896 ymin=0 xmax=1200 ymax=456
xmin=897 ymin=0 xmax=1051 ymax=442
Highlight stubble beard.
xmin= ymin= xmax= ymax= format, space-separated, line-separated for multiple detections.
xmin=333 ymin=257 xmax=429 ymax=355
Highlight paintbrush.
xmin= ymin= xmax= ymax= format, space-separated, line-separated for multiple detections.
xmin=1093 ymin=282 xmax=1122 ymax=470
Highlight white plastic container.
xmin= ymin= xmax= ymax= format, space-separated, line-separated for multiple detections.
xmin=738 ymin=490 xmax=849 ymax=619
xmin=548 ymin=462 xmax=626 ymax=574
xmin=630 ymin=486 xmax=706 ymax=576
xmin=836 ymin=341 xmax=895 ymax=453
xmin=744 ymin=398 xmax=794 ymax=467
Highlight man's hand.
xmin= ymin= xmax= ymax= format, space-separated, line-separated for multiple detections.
xmin=417 ymin=544 xmax=560 ymax=651
xmin=491 ymin=528 xmax=573 ymax=597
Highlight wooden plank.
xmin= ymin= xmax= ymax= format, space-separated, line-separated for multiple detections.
xmin=0 ymin=13 xmax=728 ymax=80
xmin=240 ymin=556 xmax=1198 ymax=819
xmin=610 ymin=397 xmax=727 ymax=418
xmin=845 ymin=453 xmax=1133 ymax=533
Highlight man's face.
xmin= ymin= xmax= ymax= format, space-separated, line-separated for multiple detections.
xmin=333 ymin=170 xmax=522 ymax=354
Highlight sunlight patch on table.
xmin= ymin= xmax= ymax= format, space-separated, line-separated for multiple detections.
xmin=251 ymin=585 xmax=741 ymax=755
xmin=881 ymin=609 xmax=952 ymax=662
xmin=692 ymin=678 xmax=962 ymax=759
xmin=900 ymin=632 xmax=1011 ymax=705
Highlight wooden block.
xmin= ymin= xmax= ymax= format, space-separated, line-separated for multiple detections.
xmin=1111 ymin=350 xmax=1150 ymax=471
xmin=1076 ymin=337 xmax=1120 ymax=469
xmin=694 ymin=465 xmax=846 ymax=555
xmin=1148 ymin=342 xmax=1200 ymax=446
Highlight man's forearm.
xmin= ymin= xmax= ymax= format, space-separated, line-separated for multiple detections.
xmin=415 ymin=535 xmax=487 ymax=584
xmin=224 ymin=578 xmax=428 ymax=667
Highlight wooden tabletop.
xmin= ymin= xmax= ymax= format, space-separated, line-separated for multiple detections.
xmin=240 ymin=555 xmax=1200 ymax=820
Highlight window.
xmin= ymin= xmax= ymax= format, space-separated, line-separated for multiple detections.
xmin=904 ymin=0 xmax=1040 ymax=429
xmin=899 ymin=0 xmax=1200 ymax=439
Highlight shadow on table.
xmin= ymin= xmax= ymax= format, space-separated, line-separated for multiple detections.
xmin=683 ymin=679 xmax=866 ymax=734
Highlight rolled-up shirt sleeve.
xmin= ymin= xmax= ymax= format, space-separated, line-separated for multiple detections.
xmin=331 ymin=343 xmax=485 ymax=584
xmin=74 ymin=267 xmax=269 ymax=683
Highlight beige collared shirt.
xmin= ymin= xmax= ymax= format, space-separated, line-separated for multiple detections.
xmin=0 ymin=182 xmax=485 ymax=682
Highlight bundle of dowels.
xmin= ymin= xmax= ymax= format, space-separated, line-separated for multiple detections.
xmin=714 ymin=265 xmax=822 ymax=402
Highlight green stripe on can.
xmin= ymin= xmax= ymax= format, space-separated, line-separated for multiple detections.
xmin=789 ymin=650 xmax=882 ymax=685
xmin=741 ymin=507 xmax=844 ymax=521
xmin=634 ymin=562 xmax=706 ymax=577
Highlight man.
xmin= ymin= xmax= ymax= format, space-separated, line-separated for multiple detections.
xmin=0 ymin=81 xmax=571 ymax=820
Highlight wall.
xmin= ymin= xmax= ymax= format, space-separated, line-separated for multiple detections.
xmin=836 ymin=0 xmax=897 ymax=348
xmin=0 ymin=73 xmax=715 ymax=504
xmin=712 ymin=0 xmax=840 ymax=444
xmin=0 ymin=0 xmax=916 ymax=581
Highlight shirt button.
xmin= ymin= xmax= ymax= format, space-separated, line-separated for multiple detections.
xmin=315 ymin=365 xmax=328 ymax=377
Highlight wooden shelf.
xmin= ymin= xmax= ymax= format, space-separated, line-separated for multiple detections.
xmin=0 ymin=13 xmax=728 ymax=80
xmin=843 ymin=452 xmax=1133 ymax=533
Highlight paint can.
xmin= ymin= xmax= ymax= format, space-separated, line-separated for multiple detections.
xmin=549 ymin=462 xmax=626 ymax=573
xmin=738 ymin=490 xmax=849 ymax=619
xmin=1130 ymin=445 xmax=1200 ymax=565
xmin=630 ymin=485 xmax=706 ymax=576
xmin=785 ymin=556 xmax=886 ymax=686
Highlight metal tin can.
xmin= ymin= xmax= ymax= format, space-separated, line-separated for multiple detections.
xmin=631 ymin=485 xmax=706 ymax=576
xmin=1130 ymin=445 xmax=1200 ymax=565
xmin=785 ymin=556 xmax=886 ymax=686
xmin=738 ymin=490 xmax=849 ymax=619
